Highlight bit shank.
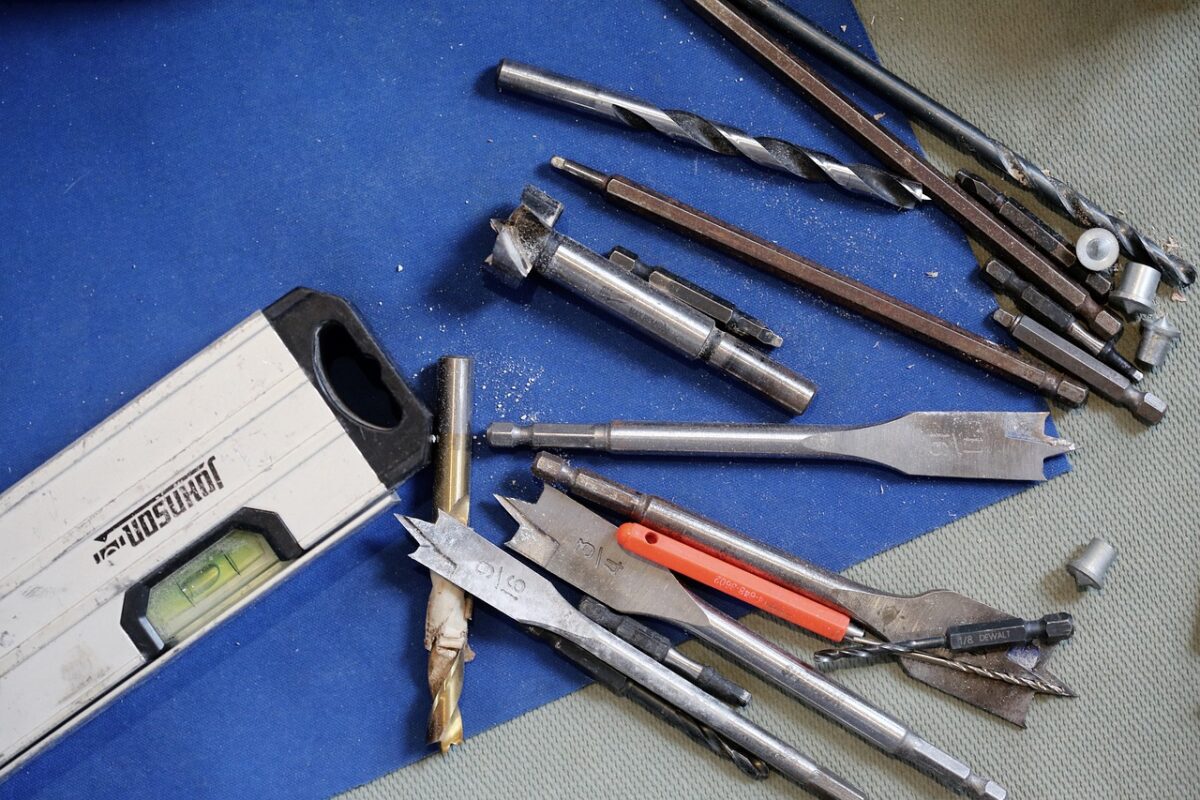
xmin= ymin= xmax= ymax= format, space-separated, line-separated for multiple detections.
xmin=992 ymin=309 xmax=1166 ymax=425
xmin=488 ymin=411 xmax=1073 ymax=481
xmin=684 ymin=0 xmax=1125 ymax=338
xmin=981 ymin=260 xmax=1141 ymax=381
xmin=425 ymin=356 xmax=474 ymax=752
xmin=402 ymin=514 xmax=863 ymax=800
xmin=496 ymin=59 xmax=926 ymax=209
xmin=958 ymin=172 xmax=1111 ymax=300
xmin=500 ymin=488 xmax=1007 ymax=799
xmin=728 ymin=0 xmax=1194 ymax=288
xmin=551 ymin=156 xmax=1089 ymax=406
xmin=487 ymin=186 xmax=817 ymax=414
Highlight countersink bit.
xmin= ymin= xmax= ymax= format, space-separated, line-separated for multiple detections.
xmin=729 ymin=0 xmax=1196 ymax=289
xmin=487 ymin=411 xmax=1075 ymax=481
xmin=425 ymin=356 xmax=475 ymax=752
xmin=957 ymin=172 xmax=1112 ymax=300
xmin=496 ymin=59 xmax=927 ymax=210
xmin=1137 ymin=314 xmax=1181 ymax=370
xmin=684 ymin=0 xmax=1125 ymax=339
xmin=550 ymin=156 xmax=1090 ymax=407
xmin=609 ymin=246 xmax=783 ymax=348
xmin=980 ymin=260 xmax=1142 ymax=382
xmin=991 ymin=309 xmax=1167 ymax=425
xmin=486 ymin=185 xmax=817 ymax=415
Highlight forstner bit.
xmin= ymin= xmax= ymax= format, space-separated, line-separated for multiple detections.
xmin=485 ymin=185 xmax=817 ymax=415
xmin=496 ymin=59 xmax=927 ymax=210
xmin=683 ymin=0 xmax=1125 ymax=338
xmin=551 ymin=156 xmax=1089 ymax=407
xmin=991 ymin=309 xmax=1167 ymax=425
xmin=729 ymin=0 xmax=1195 ymax=289
xmin=980 ymin=260 xmax=1141 ymax=381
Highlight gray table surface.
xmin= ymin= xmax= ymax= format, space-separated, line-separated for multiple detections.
xmin=346 ymin=2 xmax=1200 ymax=797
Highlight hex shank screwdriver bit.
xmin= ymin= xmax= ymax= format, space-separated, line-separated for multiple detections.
xmin=496 ymin=59 xmax=927 ymax=209
xmin=683 ymin=0 xmax=1125 ymax=338
xmin=551 ymin=155 xmax=1089 ymax=406
xmin=730 ymin=0 xmax=1195 ymax=288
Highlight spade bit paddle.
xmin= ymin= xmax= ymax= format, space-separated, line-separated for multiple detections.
xmin=398 ymin=512 xmax=863 ymax=800
xmin=532 ymin=453 xmax=1070 ymax=725
xmin=498 ymin=486 xmax=1007 ymax=799
xmin=487 ymin=411 xmax=1074 ymax=481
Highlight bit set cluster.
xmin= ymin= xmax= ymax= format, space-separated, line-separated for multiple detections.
xmin=407 ymin=1 xmax=1181 ymax=797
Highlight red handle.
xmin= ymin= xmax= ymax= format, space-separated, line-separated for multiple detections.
xmin=617 ymin=522 xmax=852 ymax=642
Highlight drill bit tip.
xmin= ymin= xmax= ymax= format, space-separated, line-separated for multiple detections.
xmin=549 ymin=155 xmax=607 ymax=190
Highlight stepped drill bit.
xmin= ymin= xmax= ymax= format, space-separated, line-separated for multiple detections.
xmin=730 ymin=0 xmax=1196 ymax=288
xmin=424 ymin=356 xmax=474 ymax=752
xmin=496 ymin=59 xmax=927 ymax=209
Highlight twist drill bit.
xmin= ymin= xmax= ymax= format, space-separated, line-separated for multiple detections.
xmin=822 ymin=639 xmax=1077 ymax=698
xmin=686 ymin=0 xmax=1124 ymax=339
xmin=731 ymin=0 xmax=1196 ymax=288
xmin=496 ymin=59 xmax=927 ymax=209
xmin=425 ymin=356 xmax=474 ymax=752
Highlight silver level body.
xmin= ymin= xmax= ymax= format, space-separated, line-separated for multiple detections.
xmin=0 ymin=288 xmax=429 ymax=778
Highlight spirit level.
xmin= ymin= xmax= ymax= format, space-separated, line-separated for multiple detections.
xmin=0 ymin=287 xmax=431 ymax=777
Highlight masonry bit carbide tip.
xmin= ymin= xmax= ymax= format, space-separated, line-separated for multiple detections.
xmin=498 ymin=59 xmax=927 ymax=209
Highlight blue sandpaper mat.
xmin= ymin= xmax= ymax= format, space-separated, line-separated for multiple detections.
xmin=0 ymin=1 xmax=1067 ymax=798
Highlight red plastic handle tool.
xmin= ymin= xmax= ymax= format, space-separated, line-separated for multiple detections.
xmin=617 ymin=522 xmax=853 ymax=642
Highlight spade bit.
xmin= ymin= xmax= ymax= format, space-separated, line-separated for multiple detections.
xmin=487 ymin=411 xmax=1074 ymax=481
xmin=498 ymin=486 xmax=1007 ymax=799
xmin=398 ymin=513 xmax=863 ymax=800
xmin=532 ymin=453 xmax=1069 ymax=726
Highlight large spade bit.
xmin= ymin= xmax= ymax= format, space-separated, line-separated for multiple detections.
xmin=532 ymin=452 xmax=1070 ymax=726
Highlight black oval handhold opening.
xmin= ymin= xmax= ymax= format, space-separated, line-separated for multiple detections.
xmin=313 ymin=321 xmax=403 ymax=430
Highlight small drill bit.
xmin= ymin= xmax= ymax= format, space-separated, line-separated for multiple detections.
xmin=496 ymin=59 xmax=927 ymax=209
xmin=731 ymin=0 xmax=1195 ymax=288
xmin=425 ymin=356 xmax=474 ymax=752
xmin=609 ymin=246 xmax=783 ymax=348
xmin=816 ymin=613 xmax=1074 ymax=663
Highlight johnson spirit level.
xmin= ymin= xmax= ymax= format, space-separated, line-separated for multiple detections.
xmin=0 ymin=287 xmax=431 ymax=777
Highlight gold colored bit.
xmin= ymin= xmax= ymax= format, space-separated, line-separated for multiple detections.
xmin=425 ymin=356 xmax=474 ymax=751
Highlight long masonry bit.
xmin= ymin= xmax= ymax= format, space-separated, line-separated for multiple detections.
xmin=531 ymin=452 xmax=1071 ymax=726
xmin=487 ymin=411 xmax=1074 ymax=482
xmin=399 ymin=512 xmax=864 ymax=800
xmin=498 ymin=486 xmax=1008 ymax=799
xmin=496 ymin=59 xmax=927 ymax=210
xmin=731 ymin=0 xmax=1195 ymax=288
xmin=424 ymin=356 xmax=474 ymax=751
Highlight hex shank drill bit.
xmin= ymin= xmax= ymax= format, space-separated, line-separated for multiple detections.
xmin=486 ymin=185 xmax=817 ymax=415
xmin=683 ymin=0 xmax=1125 ymax=338
xmin=496 ymin=59 xmax=927 ymax=209
xmin=957 ymin=172 xmax=1112 ymax=300
xmin=731 ymin=0 xmax=1195 ymax=288
xmin=401 ymin=513 xmax=864 ymax=800
xmin=980 ymin=260 xmax=1141 ymax=381
xmin=425 ymin=356 xmax=474 ymax=752
xmin=551 ymin=156 xmax=1089 ymax=407
xmin=487 ymin=411 xmax=1075 ymax=481
xmin=992 ymin=309 xmax=1167 ymax=425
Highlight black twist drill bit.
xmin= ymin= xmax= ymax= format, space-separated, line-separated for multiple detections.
xmin=496 ymin=59 xmax=927 ymax=210
xmin=731 ymin=0 xmax=1196 ymax=288
xmin=817 ymin=613 xmax=1074 ymax=664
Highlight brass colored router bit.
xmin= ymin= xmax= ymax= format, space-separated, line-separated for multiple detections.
xmin=425 ymin=356 xmax=474 ymax=751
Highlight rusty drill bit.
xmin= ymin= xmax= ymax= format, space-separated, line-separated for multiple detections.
xmin=730 ymin=0 xmax=1195 ymax=288
xmin=496 ymin=59 xmax=927 ymax=209
xmin=425 ymin=356 xmax=474 ymax=751
xmin=551 ymin=155 xmax=1089 ymax=407
xmin=684 ymin=0 xmax=1124 ymax=340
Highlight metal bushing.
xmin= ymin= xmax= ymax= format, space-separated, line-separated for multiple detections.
xmin=1109 ymin=262 xmax=1161 ymax=317
xmin=1066 ymin=537 xmax=1118 ymax=590
xmin=1137 ymin=314 xmax=1182 ymax=370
